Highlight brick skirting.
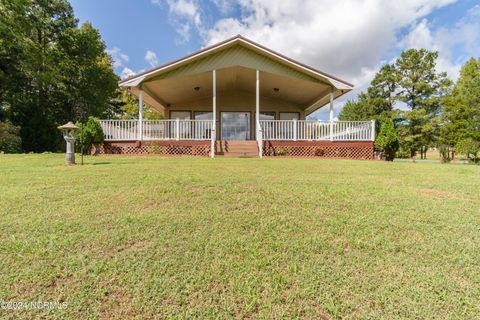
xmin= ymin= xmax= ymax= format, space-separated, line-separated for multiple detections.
xmin=95 ymin=140 xmax=211 ymax=157
xmin=263 ymin=141 xmax=374 ymax=159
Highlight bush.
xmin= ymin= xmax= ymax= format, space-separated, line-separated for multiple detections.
xmin=75 ymin=117 xmax=104 ymax=155
xmin=456 ymin=138 xmax=480 ymax=163
xmin=314 ymin=147 xmax=326 ymax=157
xmin=275 ymin=147 xmax=290 ymax=156
xmin=374 ymin=118 xmax=399 ymax=161
xmin=0 ymin=121 xmax=22 ymax=153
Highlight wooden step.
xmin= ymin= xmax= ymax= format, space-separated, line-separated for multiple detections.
xmin=215 ymin=140 xmax=259 ymax=157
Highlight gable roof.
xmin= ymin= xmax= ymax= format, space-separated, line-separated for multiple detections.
xmin=119 ymin=35 xmax=354 ymax=90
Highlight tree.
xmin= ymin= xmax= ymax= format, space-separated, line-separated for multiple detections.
xmin=339 ymin=64 xmax=398 ymax=125
xmin=0 ymin=0 xmax=118 ymax=152
xmin=440 ymin=58 xmax=480 ymax=158
xmin=456 ymin=138 xmax=480 ymax=163
xmin=375 ymin=118 xmax=399 ymax=161
xmin=339 ymin=94 xmax=376 ymax=121
xmin=111 ymin=89 xmax=164 ymax=120
xmin=395 ymin=49 xmax=452 ymax=158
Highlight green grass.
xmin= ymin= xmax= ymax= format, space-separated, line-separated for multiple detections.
xmin=0 ymin=154 xmax=479 ymax=319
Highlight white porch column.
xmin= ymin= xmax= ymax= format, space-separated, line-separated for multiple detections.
xmin=138 ymin=89 xmax=144 ymax=141
xmin=211 ymin=69 xmax=216 ymax=158
xmin=256 ymin=69 xmax=260 ymax=138
xmin=329 ymin=90 xmax=334 ymax=141
xmin=256 ymin=69 xmax=263 ymax=158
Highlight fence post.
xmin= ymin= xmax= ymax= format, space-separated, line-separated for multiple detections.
xmin=138 ymin=90 xmax=143 ymax=141
xmin=329 ymin=120 xmax=334 ymax=141
xmin=371 ymin=120 xmax=375 ymax=141
xmin=293 ymin=119 xmax=297 ymax=141
xmin=175 ymin=118 xmax=180 ymax=141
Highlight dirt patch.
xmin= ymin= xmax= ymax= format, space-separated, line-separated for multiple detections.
xmin=115 ymin=240 xmax=152 ymax=253
xmin=100 ymin=240 xmax=153 ymax=258
xmin=419 ymin=189 xmax=477 ymax=201
xmin=99 ymin=289 xmax=136 ymax=319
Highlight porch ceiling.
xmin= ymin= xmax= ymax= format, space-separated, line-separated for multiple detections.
xmin=139 ymin=66 xmax=331 ymax=112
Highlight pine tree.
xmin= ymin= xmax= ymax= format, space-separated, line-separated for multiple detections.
xmin=395 ymin=49 xmax=452 ymax=158
xmin=440 ymin=57 xmax=480 ymax=159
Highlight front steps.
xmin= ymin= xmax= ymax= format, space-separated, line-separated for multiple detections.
xmin=216 ymin=140 xmax=259 ymax=157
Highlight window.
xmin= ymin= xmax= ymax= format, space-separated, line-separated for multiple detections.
xmin=194 ymin=112 xmax=213 ymax=139
xmin=258 ymin=112 xmax=275 ymax=120
xmin=279 ymin=112 xmax=299 ymax=120
xmin=194 ymin=111 xmax=213 ymax=120
xmin=257 ymin=112 xmax=275 ymax=139
xmin=170 ymin=111 xmax=191 ymax=138
xmin=170 ymin=111 xmax=191 ymax=120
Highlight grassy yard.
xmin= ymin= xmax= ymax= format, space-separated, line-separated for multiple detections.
xmin=0 ymin=154 xmax=479 ymax=319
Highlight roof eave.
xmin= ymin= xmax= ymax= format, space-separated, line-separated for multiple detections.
xmin=117 ymin=35 xmax=354 ymax=91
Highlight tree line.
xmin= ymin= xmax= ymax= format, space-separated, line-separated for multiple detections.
xmin=339 ymin=50 xmax=480 ymax=162
xmin=0 ymin=0 xmax=160 ymax=153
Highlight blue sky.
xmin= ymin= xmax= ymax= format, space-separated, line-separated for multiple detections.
xmin=70 ymin=0 xmax=480 ymax=118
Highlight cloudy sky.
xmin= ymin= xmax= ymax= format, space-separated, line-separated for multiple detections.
xmin=71 ymin=0 xmax=480 ymax=118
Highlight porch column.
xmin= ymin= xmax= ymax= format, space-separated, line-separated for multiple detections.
xmin=211 ymin=69 xmax=216 ymax=158
xmin=138 ymin=89 xmax=144 ymax=141
xmin=329 ymin=90 xmax=334 ymax=141
xmin=256 ymin=69 xmax=260 ymax=139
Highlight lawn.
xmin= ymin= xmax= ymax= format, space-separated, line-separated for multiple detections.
xmin=0 ymin=154 xmax=479 ymax=319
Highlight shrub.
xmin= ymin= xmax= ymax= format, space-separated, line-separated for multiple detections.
xmin=456 ymin=138 xmax=480 ymax=163
xmin=375 ymin=118 xmax=399 ymax=161
xmin=0 ymin=121 xmax=22 ymax=153
xmin=75 ymin=117 xmax=104 ymax=155
xmin=148 ymin=144 xmax=166 ymax=154
xmin=314 ymin=147 xmax=326 ymax=157
xmin=275 ymin=147 xmax=290 ymax=156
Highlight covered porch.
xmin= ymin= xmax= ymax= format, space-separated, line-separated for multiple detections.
xmin=99 ymin=35 xmax=375 ymax=159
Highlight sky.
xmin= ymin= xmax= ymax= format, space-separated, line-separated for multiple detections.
xmin=70 ymin=0 xmax=480 ymax=119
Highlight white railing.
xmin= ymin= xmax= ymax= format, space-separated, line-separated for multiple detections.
xmin=100 ymin=119 xmax=374 ymax=142
xmin=260 ymin=120 xmax=374 ymax=141
xmin=101 ymin=120 xmax=138 ymax=141
xmin=100 ymin=119 xmax=214 ymax=141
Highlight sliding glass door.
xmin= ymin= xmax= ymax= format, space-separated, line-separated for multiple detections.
xmin=221 ymin=112 xmax=250 ymax=140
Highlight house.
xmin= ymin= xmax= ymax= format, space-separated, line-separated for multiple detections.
xmin=99 ymin=35 xmax=375 ymax=159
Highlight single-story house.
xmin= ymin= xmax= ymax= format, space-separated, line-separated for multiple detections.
xmin=99 ymin=35 xmax=375 ymax=159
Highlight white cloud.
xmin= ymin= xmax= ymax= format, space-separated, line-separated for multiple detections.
xmin=202 ymin=0 xmax=458 ymax=83
xmin=400 ymin=5 xmax=480 ymax=80
xmin=145 ymin=50 xmax=159 ymax=67
xmin=151 ymin=1 xmax=480 ymax=118
xmin=106 ymin=47 xmax=129 ymax=69
xmin=121 ymin=67 xmax=136 ymax=80
xmin=154 ymin=0 xmax=202 ymax=42
xmin=211 ymin=0 xmax=235 ymax=15
xmin=197 ymin=0 xmax=465 ymax=118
